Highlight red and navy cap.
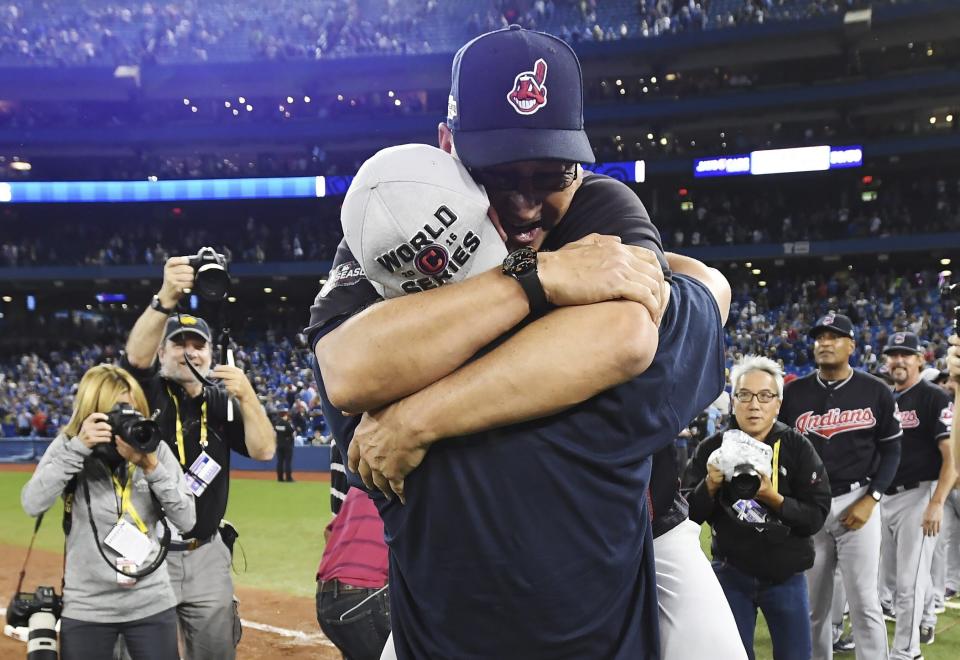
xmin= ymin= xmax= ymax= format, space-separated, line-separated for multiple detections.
xmin=447 ymin=25 xmax=595 ymax=169
xmin=882 ymin=331 xmax=923 ymax=355
xmin=810 ymin=312 xmax=855 ymax=340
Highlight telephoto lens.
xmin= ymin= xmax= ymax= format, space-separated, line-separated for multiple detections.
xmin=105 ymin=404 xmax=161 ymax=453
xmin=26 ymin=611 xmax=58 ymax=660
xmin=188 ymin=246 xmax=230 ymax=300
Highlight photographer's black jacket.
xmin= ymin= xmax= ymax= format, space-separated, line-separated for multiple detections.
xmin=682 ymin=422 xmax=832 ymax=583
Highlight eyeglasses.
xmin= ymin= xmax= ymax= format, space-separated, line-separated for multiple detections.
xmin=470 ymin=162 xmax=578 ymax=192
xmin=734 ymin=390 xmax=779 ymax=404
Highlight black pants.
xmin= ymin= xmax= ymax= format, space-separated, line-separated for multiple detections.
xmin=61 ymin=607 xmax=178 ymax=660
xmin=276 ymin=444 xmax=293 ymax=481
xmin=316 ymin=581 xmax=390 ymax=660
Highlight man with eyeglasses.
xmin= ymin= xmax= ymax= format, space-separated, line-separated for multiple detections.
xmin=684 ymin=355 xmax=831 ymax=660
xmin=874 ymin=332 xmax=955 ymax=656
xmin=306 ymin=25 xmax=734 ymax=659
xmin=779 ymin=312 xmax=902 ymax=660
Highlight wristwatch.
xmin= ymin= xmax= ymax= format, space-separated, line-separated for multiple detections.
xmin=502 ymin=247 xmax=553 ymax=317
xmin=150 ymin=294 xmax=174 ymax=315
xmin=870 ymin=490 xmax=882 ymax=503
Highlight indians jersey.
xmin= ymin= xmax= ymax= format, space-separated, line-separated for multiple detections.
xmin=779 ymin=369 xmax=902 ymax=493
xmin=890 ymin=379 xmax=953 ymax=486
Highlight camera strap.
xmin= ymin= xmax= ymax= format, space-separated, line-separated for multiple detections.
xmin=166 ymin=384 xmax=208 ymax=465
xmin=111 ymin=465 xmax=149 ymax=534
xmin=80 ymin=468 xmax=171 ymax=580
xmin=771 ymin=439 xmax=781 ymax=493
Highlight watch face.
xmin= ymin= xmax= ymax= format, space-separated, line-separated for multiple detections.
xmin=505 ymin=248 xmax=537 ymax=276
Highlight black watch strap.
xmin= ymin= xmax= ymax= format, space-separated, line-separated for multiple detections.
xmin=503 ymin=248 xmax=553 ymax=317
xmin=150 ymin=295 xmax=174 ymax=315
xmin=515 ymin=269 xmax=552 ymax=317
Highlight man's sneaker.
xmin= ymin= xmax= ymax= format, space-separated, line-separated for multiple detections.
xmin=882 ymin=603 xmax=896 ymax=622
xmin=833 ymin=635 xmax=856 ymax=653
xmin=919 ymin=625 xmax=935 ymax=645
xmin=945 ymin=587 xmax=958 ymax=600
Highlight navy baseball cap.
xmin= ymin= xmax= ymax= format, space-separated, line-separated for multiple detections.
xmin=810 ymin=312 xmax=855 ymax=340
xmin=447 ymin=25 xmax=595 ymax=169
xmin=163 ymin=315 xmax=212 ymax=343
xmin=883 ymin=331 xmax=923 ymax=355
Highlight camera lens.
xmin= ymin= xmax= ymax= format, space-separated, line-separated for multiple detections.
xmin=125 ymin=419 xmax=161 ymax=453
xmin=730 ymin=464 xmax=761 ymax=500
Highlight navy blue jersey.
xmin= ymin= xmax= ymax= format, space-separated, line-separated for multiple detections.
xmin=891 ymin=380 xmax=952 ymax=486
xmin=779 ymin=369 xmax=902 ymax=494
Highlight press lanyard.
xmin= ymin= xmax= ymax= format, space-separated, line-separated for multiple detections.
xmin=771 ymin=439 xmax=781 ymax=494
xmin=112 ymin=465 xmax=148 ymax=534
xmin=166 ymin=385 xmax=207 ymax=466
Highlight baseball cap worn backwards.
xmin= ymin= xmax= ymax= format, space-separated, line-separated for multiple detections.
xmin=341 ymin=144 xmax=508 ymax=299
xmin=810 ymin=312 xmax=855 ymax=340
xmin=164 ymin=315 xmax=212 ymax=343
xmin=447 ymin=24 xmax=595 ymax=169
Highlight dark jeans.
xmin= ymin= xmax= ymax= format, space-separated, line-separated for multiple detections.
xmin=277 ymin=445 xmax=293 ymax=481
xmin=713 ymin=560 xmax=813 ymax=660
xmin=61 ymin=607 xmax=178 ymax=660
xmin=316 ymin=580 xmax=390 ymax=660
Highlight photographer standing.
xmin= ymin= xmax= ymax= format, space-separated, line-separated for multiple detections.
xmin=122 ymin=255 xmax=276 ymax=659
xmin=21 ymin=365 xmax=195 ymax=659
xmin=684 ymin=356 xmax=831 ymax=660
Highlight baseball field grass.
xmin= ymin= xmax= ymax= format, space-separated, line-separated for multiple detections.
xmin=1 ymin=468 xmax=958 ymax=658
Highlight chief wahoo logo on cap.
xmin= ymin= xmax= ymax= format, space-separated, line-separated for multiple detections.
xmin=508 ymin=58 xmax=548 ymax=115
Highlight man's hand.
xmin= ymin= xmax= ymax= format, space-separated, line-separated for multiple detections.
xmin=948 ymin=334 xmax=960 ymax=382
xmin=922 ymin=500 xmax=944 ymax=537
xmin=840 ymin=495 xmax=877 ymax=530
xmin=705 ymin=462 xmax=724 ymax=497
xmin=157 ymin=256 xmax=195 ymax=309
xmin=212 ymin=365 xmax=257 ymax=403
xmin=538 ymin=234 xmax=667 ymax=324
xmin=755 ymin=472 xmax=785 ymax=512
xmin=347 ymin=401 xmax=430 ymax=504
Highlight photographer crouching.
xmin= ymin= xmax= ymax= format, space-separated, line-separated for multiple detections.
xmin=121 ymin=252 xmax=275 ymax=659
xmin=20 ymin=365 xmax=195 ymax=659
xmin=683 ymin=356 xmax=831 ymax=660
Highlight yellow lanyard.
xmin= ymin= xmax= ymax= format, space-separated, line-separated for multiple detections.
xmin=772 ymin=439 xmax=781 ymax=494
xmin=166 ymin=385 xmax=207 ymax=466
xmin=112 ymin=465 xmax=148 ymax=534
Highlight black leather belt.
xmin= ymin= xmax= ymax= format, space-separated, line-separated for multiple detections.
xmin=169 ymin=533 xmax=217 ymax=552
xmin=885 ymin=482 xmax=921 ymax=496
xmin=318 ymin=579 xmax=366 ymax=594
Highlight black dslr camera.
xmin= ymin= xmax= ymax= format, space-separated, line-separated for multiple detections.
xmin=91 ymin=403 xmax=161 ymax=464
xmin=188 ymin=246 xmax=230 ymax=301
xmin=7 ymin=586 xmax=62 ymax=658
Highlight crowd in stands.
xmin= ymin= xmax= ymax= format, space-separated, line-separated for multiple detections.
xmin=0 ymin=0 xmax=889 ymax=67
xmin=0 ymin=332 xmax=330 ymax=442
xmin=2 ymin=262 xmax=954 ymax=439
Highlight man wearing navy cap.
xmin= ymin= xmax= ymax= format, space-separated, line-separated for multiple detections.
xmin=307 ymin=24 xmax=737 ymax=660
xmin=779 ymin=312 xmax=902 ymax=660
xmin=876 ymin=332 xmax=955 ymax=656
xmin=123 ymin=259 xmax=276 ymax=660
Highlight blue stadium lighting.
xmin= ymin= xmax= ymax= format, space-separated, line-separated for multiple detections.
xmin=95 ymin=293 xmax=127 ymax=303
xmin=0 ymin=177 xmax=327 ymax=203
xmin=0 ymin=161 xmax=638 ymax=204
xmin=695 ymin=145 xmax=863 ymax=178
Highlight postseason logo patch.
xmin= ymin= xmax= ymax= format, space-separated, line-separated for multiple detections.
xmin=319 ymin=261 xmax=365 ymax=298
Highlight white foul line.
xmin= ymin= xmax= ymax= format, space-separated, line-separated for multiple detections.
xmin=240 ymin=618 xmax=335 ymax=647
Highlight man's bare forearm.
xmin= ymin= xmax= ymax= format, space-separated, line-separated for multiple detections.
xmin=396 ymin=300 xmax=658 ymax=445
xmin=316 ymin=268 xmax=530 ymax=414
xmin=933 ymin=439 xmax=957 ymax=505
xmin=238 ymin=395 xmax=277 ymax=461
xmin=125 ymin=305 xmax=172 ymax=369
